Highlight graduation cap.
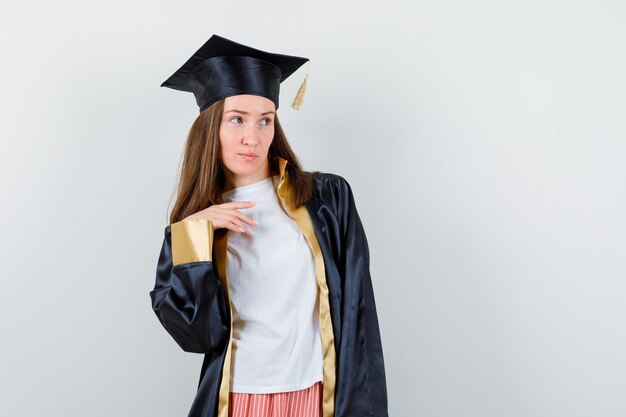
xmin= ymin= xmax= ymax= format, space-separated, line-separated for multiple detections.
xmin=161 ymin=34 xmax=310 ymax=112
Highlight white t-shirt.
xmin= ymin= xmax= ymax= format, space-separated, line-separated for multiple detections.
xmin=221 ymin=175 xmax=323 ymax=393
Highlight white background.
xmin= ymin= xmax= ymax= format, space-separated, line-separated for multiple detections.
xmin=1 ymin=1 xmax=625 ymax=416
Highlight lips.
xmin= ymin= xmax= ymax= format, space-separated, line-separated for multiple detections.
xmin=239 ymin=152 xmax=258 ymax=161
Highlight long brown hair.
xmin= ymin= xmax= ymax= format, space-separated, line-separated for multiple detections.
xmin=168 ymin=99 xmax=314 ymax=224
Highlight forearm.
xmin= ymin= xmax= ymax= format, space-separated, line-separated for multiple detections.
xmin=149 ymin=219 xmax=230 ymax=353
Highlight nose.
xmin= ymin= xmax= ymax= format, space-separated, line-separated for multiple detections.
xmin=242 ymin=124 xmax=259 ymax=147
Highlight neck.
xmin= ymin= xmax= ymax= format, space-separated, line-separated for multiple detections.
xmin=223 ymin=163 xmax=273 ymax=192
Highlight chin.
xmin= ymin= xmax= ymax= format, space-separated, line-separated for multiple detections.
xmin=237 ymin=161 xmax=261 ymax=172
xmin=226 ymin=159 xmax=262 ymax=176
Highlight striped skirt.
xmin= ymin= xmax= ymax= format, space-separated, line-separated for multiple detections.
xmin=229 ymin=381 xmax=322 ymax=417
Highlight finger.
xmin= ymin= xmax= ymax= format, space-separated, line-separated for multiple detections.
xmin=220 ymin=200 xmax=256 ymax=208
xmin=204 ymin=212 xmax=246 ymax=231
xmin=232 ymin=216 xmax=253 ymax=233
xmin=213 ymin=204 xmax=258 ymax=226
xmin=219 ymin=214 xmax=252 ymax=234
xmin=230 ymin=210 xmax=259 ymax=226
xmin=228 ymin=219 xmax=251 ymax=234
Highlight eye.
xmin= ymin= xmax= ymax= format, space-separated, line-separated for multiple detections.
xmin=260 ymin=117 xmax=272 ymax=126
xmin=229 ymin=116 xmax=242 ymax=124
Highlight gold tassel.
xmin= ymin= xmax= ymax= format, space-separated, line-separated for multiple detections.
xmin=291 ymin=73 xmax=309 ymax=110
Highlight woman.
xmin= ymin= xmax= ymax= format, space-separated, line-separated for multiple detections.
xmin=149 ymin=34 xmax=388 ymax=417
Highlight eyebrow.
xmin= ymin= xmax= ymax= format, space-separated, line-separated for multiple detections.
xmin=224 ymin=109 xmax=275 ymax=116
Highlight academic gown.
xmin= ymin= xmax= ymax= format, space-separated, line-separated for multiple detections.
xmin=149 ymin=156 xmax=389 ymax=417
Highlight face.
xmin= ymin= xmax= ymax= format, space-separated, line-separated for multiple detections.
xmin=219 ymin=94 xmax=276 ymax=189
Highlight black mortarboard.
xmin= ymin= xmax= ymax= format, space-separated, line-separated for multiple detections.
xmin=161 ymin=34 xmax=309 ymax=112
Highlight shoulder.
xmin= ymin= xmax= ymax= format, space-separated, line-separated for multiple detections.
xmin=310 ymin=171 xmax=352 ymax=190
xmin=309 ymin=171 xmax=353 ymax=198
xmin=307 ymin=171 xmax=358 ymax=220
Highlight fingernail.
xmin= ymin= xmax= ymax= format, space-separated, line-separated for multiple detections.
xmin=239 ymin=227 xmax=245 ymax=233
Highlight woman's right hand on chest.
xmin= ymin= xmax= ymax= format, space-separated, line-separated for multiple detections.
xmin=183 ymin=201 xmax=258 ymax=234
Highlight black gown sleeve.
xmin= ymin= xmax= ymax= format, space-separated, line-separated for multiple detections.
xmin=149 ymin=219 xmax=230 ymax=354
xmin=338 ymin=178 xmax=389 ymax=415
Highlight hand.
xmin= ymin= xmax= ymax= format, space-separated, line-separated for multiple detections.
xmin=183 ymin=201 xmax=258 ymax=234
